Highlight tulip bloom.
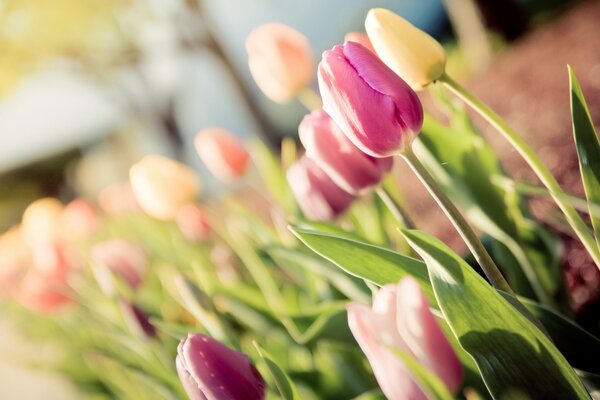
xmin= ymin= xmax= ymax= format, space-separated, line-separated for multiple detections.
xmin=176 ymin=334 xmax=266 ymax=400
xmin=344 ymin=32 xmax=376 ymax=53
xmin=299 ymin=110 xmax=393 ymax=194
xmin=195 ymin=128 xmax=250 ymax=182
xmin=365 ymin=8 xmax=446 ymax=91
xmin=99 ymin=182 xmax=140 ymax=215
xmin=246 ymin=23 xmax=314 ymax=103
xmin=287 ymin=156 xmax=354 ymax=221
xmin=347 ymin=277 xmax=462 ymax=399
xmin=59 ymin=198 xmax=99 ymax=242
xmin=20 ymin=198 xmax=63 ymax=246
xmin=119 ymin=299 xmax=156 ymax=339
xmin=129 ymin=155 xmax=200 ymax=220
xmin=91 ymin=239 xmax=147 ymax=290
xmin=176 ymin=203 xmax=211 ymax=243
xmin=0 ymin=227 xmax=30 ymax=293
xmin=318 ymin=41 xmax=423 ymax=158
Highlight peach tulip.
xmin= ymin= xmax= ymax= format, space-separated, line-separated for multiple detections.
xmin=344 ymin=32 xmax=376 ymax=53
xmin=98 ymin=182 xmax=140 ymax=215
xmin=176 ymin=203 xmax=211 ymax=243
xmin=20 ymin=197 xmax=63 ymax=246
xmin=246 ymin=23 xmax=314 ymax=103
xmin=195 ymin=128 xmax=250 ymax=182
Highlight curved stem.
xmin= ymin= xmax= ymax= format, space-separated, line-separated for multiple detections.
xmin=438 ymin=72 xmax=600 ymax=268
xmin=297 ymin=87 xmax=323 ymax=111
xmin=376 ymin=187 xmax=415 ymax=229
xmin=402 ymin=148 xmax=514 ymax=293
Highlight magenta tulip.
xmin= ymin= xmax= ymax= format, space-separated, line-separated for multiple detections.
xmin=91 ymin=239 xmax=147 ymax=290
xmin=318 ymin=41 xmax=423 ymax=157
xmin=287 ymin=156 xmax=354 ymax=221
xmin=299 ymin=109 xmax=393 ymax=194
xmin=347 ymin=277 xmax=463 ymax=399
xmin=176 ymin=334 xmax=266 ymax=400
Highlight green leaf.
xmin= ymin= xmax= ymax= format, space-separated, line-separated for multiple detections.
xmin=253 ymin=342 xmax=301 ymax=400
xmin=569 ymin=66 xmax=600 ymax=246
xmin=289 ymin=226 xmax=433 ymax=302
xmin=402 ymin=229 xmax=590 ymax=399
xmin=388 ymin=347 xmax=453 ymax=400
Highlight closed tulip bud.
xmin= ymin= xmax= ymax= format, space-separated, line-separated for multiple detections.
xmin=299 ymin=110 xmax=393 ymax=194
xmin=287 ymin=156 xmax=354 ymax=221
xmin=59 ymin=198 xmax=99 ymax=242
xmin=118 ymin=299 xmax=156 ymax=339
xmin=176 ymin=334 xmax=266 ymax=400
xmin=318 ymin=41 xmax=423 ymax=158
xmin=365 ymin=8 xmax=446 ymax=91
xmin=0 ymin=227 xmax=30 ymax=293
xmin=246 ymin=23 xmax=314 ymax=103
xmin=176 ymin=203 xmax=211 ymax=243
xmin=347 ymin=277 xmax=462 ymax=399
xmin=195 ymin=128 xmax=250 ymax=182
xmin=91 ymin=239 xmax=147 ymax=290
xmin=21 ymin=198 xmax=63 ymax=246
xmin=344 ymin=32 xmax=375 ymax=53
xmin=99 ymin=182 xmax=140 ymax=215
xmin=129 ymin=155 xmax=200 ymax=220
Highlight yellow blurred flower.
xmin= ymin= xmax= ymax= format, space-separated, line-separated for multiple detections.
xmin=365 ymin=8 xmax=446 ymax=91
xmin=20 ymin=197 xmax=63 ymax=245
xmin=129 ymin=155 xmax=200 ymax=220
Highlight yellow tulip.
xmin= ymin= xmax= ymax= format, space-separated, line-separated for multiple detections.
xmin=21 ymin=198 xmax=64 ymax=245
xmin=129 ymin=155 xmax=200 ymax=220
xmin=365 ymin=8 xmax=446 ymax=91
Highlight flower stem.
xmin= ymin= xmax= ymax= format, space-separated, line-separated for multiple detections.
xmin=297 ymin=87 xmax=323 ymax=111
xmin=376 ymin=187 xmax=415 ymax=229
xmin=438 ymin=72 xmax=600 ymax=268
xmin=402 ymin=147 xmax=514 ymax=293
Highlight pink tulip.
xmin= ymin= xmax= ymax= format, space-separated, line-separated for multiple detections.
xmin=176 ymin=334 xmax=266 ymax=400
xmin=0 ymin=227 xmax=30 ymax=293
xmin=118 ymin=299 xmax=156 ymax=339
xmin=91 ymin=239 xmax=147 ymax=290
xmin=318 ymin=41 xmax=423 ymax=157
xmin=98 ymin=182 xmax=140 ymax=215
xmin=195 ymin=128 xmax=250 ymax=182
xmin=59 ymin=198 xmax=100 ymax=242
xmin=287 ymin=156 xmax=354 ymax=221
xmin=347 ymin=277 xmax=462 ymax=399
xmin=344 ymin=32 xmax=376 ymax=53
xmin=176 ymin=203 xmax=211 ymax=243
xmin=299 ymin=109 xmax=393 ymax=194
xmin=246 ymin=23 xmax=314 ymax=103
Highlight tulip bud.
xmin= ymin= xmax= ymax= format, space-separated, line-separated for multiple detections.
xmin=246 ymin=23 xmax=314 ymax=103
xmin=98 ymin=182 xmax=140 ymax=215
xmin=118 ymin=299 xmax=156 ymax=339
xmin=91 ymin=239 xmax=147 ymax=290
xmin=299 ymin=110 xmax=393 ymax=194
xmin=59 ymin=198 xmax=99 ymax=242
xmin=365 ymin=8 xmax=446 ymax=91
xmin=344 ymin=32 xmax=375 ymax=53
xmin=129 ymin=155 xmax=200 ymax=220
xmin=287 ymin=156 xmax=354 ymax=221
xmin=20 ymin=198 xmax=63 ymax=246
xmin=318 ymin=41 xmax=423 ymax=158
xmin=0 ymin=227 xmax=30 ymax=293
xmin=176 ymin=203 xmax=211 ymax=243
xmin=176 ymin=334 xmax=266 ymax=400
xmin=195 ymin=128 xmax=250 ymax=182
xmin=347 ymin=277 xmax=462 ymax=399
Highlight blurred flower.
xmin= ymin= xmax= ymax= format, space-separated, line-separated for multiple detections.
xmin=347 ymin=277 xmax=462 ymax=399
xmin=287 ymin=156 xmax=354 ymax=221
xmin=299 ymin=109 xmax=393 ymax=194
xmin=91 ymin=239 xmax=147 ymax=290
xmin=129 ymin=155 xmax=200 ymax=220
xmin=246 ymin=23 xmax=314 ymax=103
xmin=118 ymin=299 xmax=156 ymax=340
xmin=195 ymin=128 xmax=250 ymax=182
xmin=176 ymin=203 xmax=211 ymax=243
xmin=365 ymin=8 xmax=446 ymax=91
xmin=98 ymin=182 xmax=140 ymax=215
xmin=318 ymin=41 xmax=423 ymax=158
xmin=59 ymin=198 xmax=100 ymax=242
xmin=344 ymin=32 xmax=375 ymax=53
xmin=0 ymin=227 xmax=30 ymax=293
xmin=176 ymin=334 xmax=266 ymax=400
xmin=20 ymin=197 xmax=63 ymax=246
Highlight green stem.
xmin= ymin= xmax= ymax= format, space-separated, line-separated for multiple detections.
xmin=439 ymin=72 xmax=600 ymax=268
xmin=402 ymin=148 xmax=514 ymax=293
xmin=376 ymin=187 xmax=415 ymax=229
xmin=296 ymin=87 xmax=323 ymax=111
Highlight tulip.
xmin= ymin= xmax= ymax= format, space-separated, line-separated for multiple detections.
xmin=0 ymin=227 xmax=30 ymax=293
xmin=20 ymin=197 xmax=63 ymax=246
xmin=129 ymin=155 xmax=200 ymax=220
xmin=91 ymin=239 xmax=147 ymax=290
xmin=347 ymin=277 xmax=462 ymax=399
xmin=176 ymin=334 xmax=266 ymax=400
xmin=365 ymin=8 xmax=446 ymax=91
xmin=344 ymin=32 xmax=375 ymax=53
xmin=318 ymin=41 xmax=423 ymax=158
xmin=118 ymin=299 xmax=156 ymax=339
xmin=98 ymin=182 xmax=140 ymax=215
xmin=59 ymin=198 xmax=99 ymax=242
xmin=195 ymin=128 xmax=250 ymax=182
xmin=287 ymin=156 xmax=354 ymax=221
xmin=299 ymin=109 xmax=393 ymax=194
xmin=246 ymin=23 xmax=314 ymax=103
xmin=176 ymin=203 xmax=211 ymax=243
